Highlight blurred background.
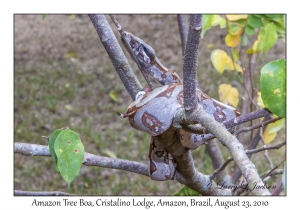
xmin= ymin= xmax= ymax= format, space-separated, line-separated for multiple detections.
xmin=14 ymin=14 xmax=285 ymax=195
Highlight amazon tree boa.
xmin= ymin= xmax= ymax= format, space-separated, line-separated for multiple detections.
xmin=118 ymin=32 xmax=240 ymax=181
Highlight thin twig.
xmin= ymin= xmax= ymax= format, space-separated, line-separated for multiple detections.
xmin=245 ymin=141 xmax=286 ymax=154
xmin=177 ymin=14 xmax=188 ymax=56
xmin=260 ymin=130 xmax=274 ymax=169
xmin=209 ymin=157 xmax=233 ymax=180
xmin=261 ymin=159 xmax=285 ymax=180
xmin=234 ymin=162 xmax=285 ymax=196
xmin=264 ymin=150 xmax=274 ymax=169
xmin=14 ymin=190 xmax=72 ymax=196
xmin=231 ymin=114 xmax=272 ymax=184
xmin=235 ymin=116 xmax=282 ymax=135
xmin=260 ymin=169 xmax=283 ymax=180
xmin=205 ymin=140 xmax=233 ymax=185
xmin=209 ymin=141 xmax=285 ymax=182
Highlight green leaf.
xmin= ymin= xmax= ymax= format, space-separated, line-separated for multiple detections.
xmin=245 ymin=25 xmax=255 ymax=35
xmin=247 ymin=15 xmax=264 ymax=28
xmin=231 ymin=48 xmax=240 ymax=62
xmin=241 ymin=33 xmax=248 ymax=46
xmin=260 ymin=23 xmax=278 ymax=53
xmin=274 ymin=21 xmax=286 ymax=35
xmin=54 ymin=129 xmax=85 ymax=188
xmin=48 ymin=129 xmax=63 ymax=171
xmin=174 ymin=186 xmax=199 ymax=196
xmin=260 ymin=59 xmax=286 ymax=117
xmin=268 ymin=118 xmax=285 ymax=133
xmin=253 ymin=14 xmax=265 ymax=18
xmin=265 ymin=14 xmax=284 ymax=21
xmin=201 ymin=15 xmax=214 ymax=38
xmin=109 ymin=90 xmax=119 ymax=102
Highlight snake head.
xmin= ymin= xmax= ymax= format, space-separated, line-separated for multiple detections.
xmin=123 ymin=32 xmax=156 ymax=66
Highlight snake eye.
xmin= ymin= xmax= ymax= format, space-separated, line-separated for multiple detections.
xmin=142 ymin=45 xmax=155 ymax=62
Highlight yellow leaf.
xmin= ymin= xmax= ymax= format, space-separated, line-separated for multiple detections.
xmin=233 ymin=63 xmax=243 ymax=73
xmin=211 ymin=49 xmax=229 ymax=74
xmin=226 ymin=15 xmax=248 ymax=21
xmin=225 ymin=34 xmax=241 ymax=47
xmin=219 ymin=17 xmax=227 ymax=28
xmin=211 ymin=15 xmax=222 ymax=26
xmin=227 ymin=87 xmax=239 ymax=107
xmin=219 ymin=84 xmax=231 ymax=102
xmin=252 ymin=40 xmax=263 ymax=52
xmin=211 ymin=49 xmax=243 ymax=74
xmin=226 ymin=56 xmax=234 ymax=70
xmin=227 ymin=20 xmax=245 ymax=36
xmin=247 ymin=40 xmax=263 ymax=55
xmin=263 ymin=125 xmax=277 ymax=144
xmin=218 ymin=84 xmax=239 ymax=107
xmin=225 ymin=57 xmax=243 ymax=73
xmin=246 ymin=48 xmax=254 ymax=54
xmin=257 ymin=92 xmax=265 ymax=108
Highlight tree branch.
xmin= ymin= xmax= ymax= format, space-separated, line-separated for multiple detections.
xmin=231 ymin=114 xmax=272 ymax=183
xmin=176 ymin=106 xmax=271 ymax=195
xmin=183 ymin=14 xmax=202 ymax=111
xmin=206 ymin=140 xmax=233 ymax=185
xmin=260 ymin=169 xmax=284 ymax=180
xmin=15 ymin=141 xmax=230 ymax=195
xmin=246 ymin=141 xmax=286 ymax=155
xmin=14 ymin=190 xmax=72 ymax=196
xmin=176 ymin=108 xmax=272 ymax=147
xmin=177 ymin=15 xmax=188 ymax=56
xmin=209 ymin=141 xmax=285 ymax=181
xmin=235 ymin=116 xmax=282 ymax=135
xmin=224 ymin=108 xmax=271 ymax=130
xmin=14 ymin=143 xmax=148 ymax=177
xmin=209 ymin=156 xmax=233 ymax=181
xmin=156 ymin=130 xmax=231 ymax=195
xmin=89 ymin=14 xmax=142 ymax=100
xmin=234 ymin=163 xmax=285 ymax=196
xmin=271 ymin=181 xmax=283 ymax=196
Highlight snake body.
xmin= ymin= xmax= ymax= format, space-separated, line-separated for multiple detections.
xmin=120 ymin=32 xmax=240 ymax=180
